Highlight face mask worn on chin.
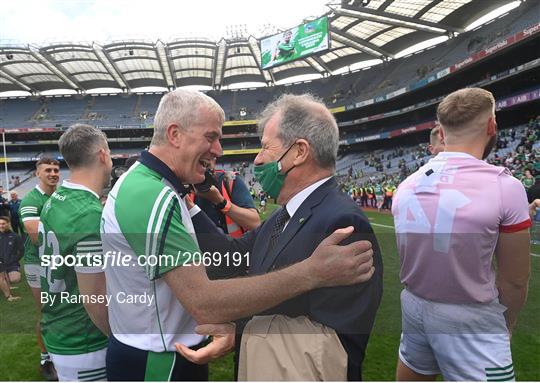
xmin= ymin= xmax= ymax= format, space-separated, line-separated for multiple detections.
xmin=254 ymin=143 xmax=296 ymax=199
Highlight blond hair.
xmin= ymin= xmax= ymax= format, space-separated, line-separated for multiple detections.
xmin=437 ymin=88 xmax=495 ymax=132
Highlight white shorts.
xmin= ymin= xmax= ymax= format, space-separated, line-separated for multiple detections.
xmin=399 ymin=289 xmax=514 ymax=381
xmin=24 ymin=263 xmax=41 ymax=289
xmin=49 ymin=347 xmax=107 ymax=381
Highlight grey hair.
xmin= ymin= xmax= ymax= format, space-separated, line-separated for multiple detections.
xmin=257 ymin=93 xmax=339 ymax=169
xmin=151 ymin=89 xmax=225 ymax=146
xmin=58 ymin=124 xmax=108 ymax=168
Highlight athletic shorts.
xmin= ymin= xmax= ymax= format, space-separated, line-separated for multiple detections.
xmin=49 ymin=347 xmax=107 ymax=381
xmin=6 ymin=262 xmax=20 ymax=273
xmin=24 ymin=263 xmax=41 ymax=289
xmin=106 ymin=336 xmax=207 ymax=381
xmin=399 ymin=289 xmax=514 ymax=381
xmin=0 ymin=262 xmax=19 ymax=273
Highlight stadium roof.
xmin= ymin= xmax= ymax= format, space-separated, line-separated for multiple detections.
xmin=0 ymin=0 xmax=519 ymax=94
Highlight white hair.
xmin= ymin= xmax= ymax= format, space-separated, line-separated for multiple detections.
xmin=151 ymin=89 xmax=225 ymax=146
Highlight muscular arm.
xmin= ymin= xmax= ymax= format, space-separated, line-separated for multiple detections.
xmin=196 ymin=184 xmax=261 ymax=231
xmin=23 ymin=219 xmax=40 ymax=245
xmin=495 ymin=229 xmax=530 ymax=333
xmin=166 ymin=260 xmax=316 ymax=324
xmin=225 ymin=205 xmax=260 ymax=231
xmin=165 ymin=227 xmax=374 ymax=324
xmin=228 ymin=178 xmax=260 ymax=230
xmin=76 ymin=272 xmax=110 ymax=336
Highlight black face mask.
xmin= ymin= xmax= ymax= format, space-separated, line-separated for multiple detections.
xmin=482 ymin=134 xmax=497 ymax=160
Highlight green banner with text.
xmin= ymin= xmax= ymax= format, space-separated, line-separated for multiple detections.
xmin=260 ymin=16 xmax=329 ymax=70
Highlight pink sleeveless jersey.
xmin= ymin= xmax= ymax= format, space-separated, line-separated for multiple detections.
xmin=392 ymin=152 xmax=531 ymax=304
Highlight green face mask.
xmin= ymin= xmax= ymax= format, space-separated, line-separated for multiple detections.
xmin=254 ymin=143 xmax=295 ymax=199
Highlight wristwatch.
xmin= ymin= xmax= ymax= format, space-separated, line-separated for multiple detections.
xmin=221 ymin=200 xmax=232 ymax=213
xmin=214 ymin=198 xmax=228 ymax=210
xmin=217 ymin=199 xmax=232 ymax=213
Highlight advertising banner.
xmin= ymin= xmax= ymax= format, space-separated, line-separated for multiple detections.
xmin=260 ymin=16 xmax=329 ymax=70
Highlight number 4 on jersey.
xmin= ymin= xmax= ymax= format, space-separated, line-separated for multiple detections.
xmin=396 ymin=188 xmax=471 ymax=253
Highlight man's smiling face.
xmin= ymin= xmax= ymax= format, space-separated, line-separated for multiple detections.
xmin=174 ymin=106 xmax=223 ymax=184
xmin=37 ymin=164 xmax=60 ymax=188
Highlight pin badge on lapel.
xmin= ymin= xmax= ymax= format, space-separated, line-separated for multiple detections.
xmin=299 ymin=218 xmax=305 ymax=224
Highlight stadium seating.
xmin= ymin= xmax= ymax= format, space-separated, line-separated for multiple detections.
xmin=335 ymin=123 xmax=539 ymax=191
xmin=1 ymin=3 xmax=537 ymax=129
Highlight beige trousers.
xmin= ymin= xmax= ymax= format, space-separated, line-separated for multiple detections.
xmin=238 ymin=315 xmax=348 ymax=381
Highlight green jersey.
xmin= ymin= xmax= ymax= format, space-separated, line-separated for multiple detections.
xmin=522 ymin=177 xmax=534 ymax=189
xmin=19 ymin=185 xmax=51 ymax=264
xmin=101 ymin=154 xmax=205 ymax=352
xmin=277 ymin=42 xmax=295 ymax=59
xmin=374 ymin=185 xmax=383 ymax=196
xmin=39 ymin=181 xmax=108 ymax=355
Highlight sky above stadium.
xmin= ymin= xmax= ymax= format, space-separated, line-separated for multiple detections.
xmin=0 ymin=0 xmax=331 ymax=45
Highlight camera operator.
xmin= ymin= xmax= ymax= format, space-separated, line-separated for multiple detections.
xmin=194 ymin=159 xmax=260 ymax=238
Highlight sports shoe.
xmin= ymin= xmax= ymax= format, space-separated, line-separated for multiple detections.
xmin=40 ymin=360 xmax=58 ymax=381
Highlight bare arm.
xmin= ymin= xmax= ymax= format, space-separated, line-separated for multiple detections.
xmin=197 ymin=186 xmax=261 ymax=230
xmin=176 ymin=323 xmax=235 ymax=364
xmin=23 ymin=219 xmax=40 ymax=245
xmin=76 ymin=272 xmax=110 ymax=336
xmin=495 ymin=229 xmax=530 ymax=333
xmin=225 ymin=205 xmax=260 ymax=230
xmin=164 ymin=227 xmax=374 ymax=324
xmin=529 ymin=199 xmax=540 ymax=219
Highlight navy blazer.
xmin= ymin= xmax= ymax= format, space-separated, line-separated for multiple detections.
xmin=193 ymin=177 xmax=383 ymax=375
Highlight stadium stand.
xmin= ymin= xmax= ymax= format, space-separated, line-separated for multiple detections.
xmin=1 ymin=1 xmax=540 ymax=381
xmin=336 ymin=121 xmax=540 ymax=198
xmin=1 ymin=0 xmax=538 ymax=130
xmin=0 ymin=2 xmax=536 ymax=247
xmin=0 ymin=169 xmax=29 ymax=188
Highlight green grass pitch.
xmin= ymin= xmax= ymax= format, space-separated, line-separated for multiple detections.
xmin=1 ymin=204 xmax=538 ymax=380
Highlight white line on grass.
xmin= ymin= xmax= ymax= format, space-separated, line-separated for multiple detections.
xmin=532 ymin=253 xmax=540 ymax=258
xmin=371 ymin=223 xmax=395 ymax=229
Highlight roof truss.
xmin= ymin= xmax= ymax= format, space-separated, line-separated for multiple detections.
xmin=0 ymin=1 xmax=522 ymax=93
xmin=332 ymin=6 xmax=463 ymax=34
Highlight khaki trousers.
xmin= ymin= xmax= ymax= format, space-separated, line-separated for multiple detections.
xmin=238 ymin=315 xmax=348 ymax=381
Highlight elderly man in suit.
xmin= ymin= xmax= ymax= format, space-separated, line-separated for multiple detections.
xmin=187 ymin=94 xmax=383 ymax=381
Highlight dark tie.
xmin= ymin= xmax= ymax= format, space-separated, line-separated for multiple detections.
xmin=268 ymin=208 xmax=290 ymax=252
